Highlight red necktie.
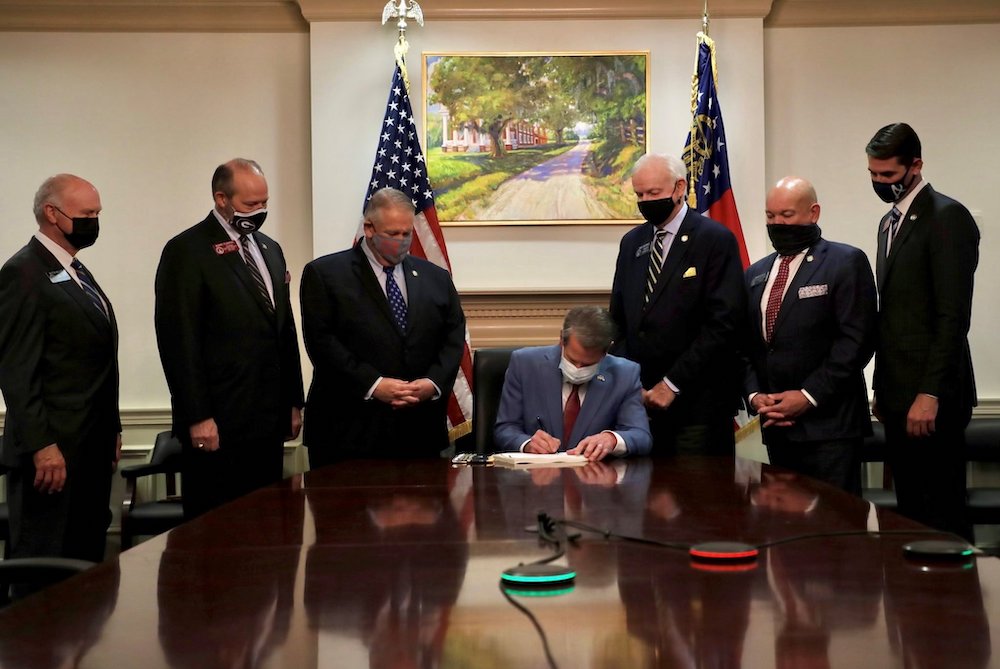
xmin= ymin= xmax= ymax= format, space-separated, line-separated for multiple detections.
xmin=764 ymin=255 xmax=794 ymax=342
xmin=563 ymin=384 xmax=581 ymax=448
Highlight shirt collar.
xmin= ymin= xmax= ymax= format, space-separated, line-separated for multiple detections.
xmin=359 ymin=235 xmax=397 ymax=276
xmin=33 ymin=230 xmax=75 ymax=269
xmin=659 ymin=202 xmax=688 ymax=235
xmin=212 ymin=208 xmax=244 ymax=242
xmin=893 ymin=177 xmax=928 ymax=219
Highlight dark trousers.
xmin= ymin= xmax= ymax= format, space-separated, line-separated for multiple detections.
xmin=765 ymin=435 xmax=862 ymax=495
xmin=181 ymin=434 xmax=285 ymax=520
xmin=649 ymin=410 xmax=735 ymax=457
xmin=7 ymin=444 xmax=113 ymax=563
xmin=883 ymin=409 xmax=971 ymax=541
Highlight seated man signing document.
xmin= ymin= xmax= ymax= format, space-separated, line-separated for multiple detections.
xmin=494 ymin=306 xmax=652 ymax=461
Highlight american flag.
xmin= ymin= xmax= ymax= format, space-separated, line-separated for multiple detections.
xmin=682 ymin=33 xmax=750 ymax=270
xmin=362 ymin=61 xmax=473 ymax=441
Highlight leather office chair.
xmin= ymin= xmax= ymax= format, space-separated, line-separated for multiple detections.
xmin=119 ymin=431 xmax=184 ymax=550
xmin=471 ymin=347 xmax=519 ymax=455
xmin=0 ymin=557 xmax=95 ymax=607
xmin=860 ymin=422 xmax=897 ymax=509
xmin=963 ymin=418 xmax=1000 ymax=526
xmin=0 ymin=495 xmax=8 ymax=560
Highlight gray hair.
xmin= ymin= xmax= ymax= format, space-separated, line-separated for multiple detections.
xmin=560 ymin=306 xmax=617 ymax=350
xmin=33 ymin=174 xmax=77 ymax=224
xmin=632 ymin=153 xmax=687 ymax=183
xmin=364 ymin=187 xmax=415 ymax=224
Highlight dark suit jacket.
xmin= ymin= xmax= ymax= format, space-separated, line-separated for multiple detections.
xmin=493 ymin=345 xmax=652 ymax=455
xmin=154 ymin=213 xmax=304 ymax=442
xmin=0 ymin=237 xmax=120 ymax=470
xmin=609 ymin=209 xmax=746 ymax=420
xmin=743 ymin=238 xmax=877 ymax=443
xmin=874 ymin=185 xmax=979 ymax=416
xmin=300 ymin=243 xmax=465 ymax=459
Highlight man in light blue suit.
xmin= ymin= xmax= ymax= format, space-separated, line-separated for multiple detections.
xmin=494 ymin=306 xmax=652 ymax=461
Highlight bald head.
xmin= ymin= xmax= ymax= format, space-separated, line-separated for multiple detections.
xmin=33 ymin=174 xmax=98 ymax=225
xmin=766 ymin=176 xmax=820 ymax=227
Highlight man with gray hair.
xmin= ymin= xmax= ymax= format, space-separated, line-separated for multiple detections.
xmin=0 ymin=173 xmax=120 ymax=565
xmin=610 ymin=153 xmax=745 ymax=455
xmin=494 ymin=306 xmax=652 ymax=460
xmin=300 ymin=187 xmax=466 ymax=465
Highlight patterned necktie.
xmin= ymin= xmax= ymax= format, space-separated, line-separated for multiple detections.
xmin=384 ymin=265 xmax=408 ymax=332
xmin=764 ymin=255 xmax=794 ymax=342
xmin=885 ymin=206 xmax=902 ymax=256
xmin=644 ymin=228 xmax=667 ymax=303
xmin=563 ymin=383 xmax=581 ymax=448
xmin=70 ymin=258 xmax=108 ymax=320
xmin=240 ymin=235 xmax=274 ymax=314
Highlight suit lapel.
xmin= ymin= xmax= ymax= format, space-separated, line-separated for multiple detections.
xmin=875 ymin=211 xmax=890 ymax=292
xmin=646 ymin=212 xmax=694 ymax=312
xmin=202 ymin=217 xmax=274 ymax=323
xmin=29 ymin=239 xmax=110 ymax=336
xmin=882 ymin=186 xmax=931 ymax=285
xmin=749 ymin=254 xmax=775 ymax=342
xmin=401 ymin=256 xmax=420 ymax=335
xmin=570 ymin=359 xmax=614 ymax=446
xmin=771 ymin=240 xmax=824 ymax=337
xmin=540 ymin=347 xmax=566 ymax=441
xmin=254 ymin=232 xmax=286 ymax=330
xmin=352 ymin=243 xmax=400 ymax=336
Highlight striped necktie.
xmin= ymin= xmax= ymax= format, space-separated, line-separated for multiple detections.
xmin=885 ymin=206 xmax=902 ymax=256
xmin=644 ymin=228 xmax=667 ymax=303
xmin=240 ymin=235 xmax=274 ymax=315
xmin=70 ymin=258 xmax=108 ymax=320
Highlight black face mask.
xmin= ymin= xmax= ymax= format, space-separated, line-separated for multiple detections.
xmin=767 ymin=224 xmax=821 ymax=256
xmin=231 ymin=207 xmax=268 ymax=235
xmin=54 ymin=206 xmax=100 ymax=251
xmin=871 ymin=164 xmax=915 ymax=203
xmin=637 ymin=197 xmax=676 ymax=227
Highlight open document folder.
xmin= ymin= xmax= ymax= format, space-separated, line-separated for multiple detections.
xmin=491 ymin=452 xmax=590 ymax=468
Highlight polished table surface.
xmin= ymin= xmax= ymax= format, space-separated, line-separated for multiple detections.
xmin=0 ymin=456 xmax=995 ymax=668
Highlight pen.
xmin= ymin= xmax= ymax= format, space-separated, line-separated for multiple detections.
xmin=536 ymin=415 xmax=546 ymax=432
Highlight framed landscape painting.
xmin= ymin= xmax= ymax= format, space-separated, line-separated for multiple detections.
xmin=422 ymin=52 xmax=649 ymax=226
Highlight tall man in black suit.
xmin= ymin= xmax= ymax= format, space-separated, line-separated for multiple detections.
xmin=610 ymin=153 xmax=745 ymax=455
xmin=155 ymin=159 xmax=304 ymax=519
xmin=866 ymin=123 xmax=979 ymax=537
xmin=0 ymin=174 xmax=120 ymax=563
xmin=300 ymin=187 xmax=465 ymax=466
xmin=743 ymin=176 xmax=877 ymax=493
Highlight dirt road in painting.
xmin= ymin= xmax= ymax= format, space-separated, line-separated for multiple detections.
xmin=472 ymin=140 xmax=615 ymax=220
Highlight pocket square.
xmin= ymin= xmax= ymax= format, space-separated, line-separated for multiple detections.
xmin=798 ymin=284 xmax=829 ymax=299
xmin=750 ymin=272 xmax=768 ymax=287
xmin=682 ymin=266 xmax=697 ymax=279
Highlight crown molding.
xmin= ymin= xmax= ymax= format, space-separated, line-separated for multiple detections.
xmin=766 ymin=0 xmax=1000 ymax=27
xmin=295 ymin=0 xmax=775 ymax=22
xmin=0 ymin=1 xmax=308 ymax=32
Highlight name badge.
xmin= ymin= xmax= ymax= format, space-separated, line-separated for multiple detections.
xmin=750 ymin=272 xmax=768 ymax=287
xmin=214 ymin=240 xmax=240 ymax=255
xmin=48 ymin=269 xmax=71 ymax=284
xmin=798 ymin=284 xmax=829 ymax=299
xmin=635 ymin=242 xmax=651 ymax=258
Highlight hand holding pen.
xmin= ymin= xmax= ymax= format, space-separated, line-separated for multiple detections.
xmin=524 ymin=415 xmax=561 ymax=454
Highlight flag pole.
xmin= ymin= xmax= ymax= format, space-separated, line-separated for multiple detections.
xmin=702 ymin=0 xmax=710 ymax=36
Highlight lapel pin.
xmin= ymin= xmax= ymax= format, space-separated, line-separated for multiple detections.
xmin=806 ymin=255 xmax=814 ymax=262
xmin=261 ymin=242 xmax=267 ymax=249
xmin=909 ymin=215 xmax=917 ymax=221
xmin=681 ymin=235 xmax=689 ymax=242
xmin=596 ymin=374 xmax=606 ymax=382
xmin=412 ymin=270 xmax=418 ymax=276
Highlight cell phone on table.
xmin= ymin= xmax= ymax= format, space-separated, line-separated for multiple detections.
xmin=451 ymin=452 xmax=492 ymax=465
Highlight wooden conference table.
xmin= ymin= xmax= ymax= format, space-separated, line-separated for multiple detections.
xmin=0 ymin=456 xmax=995 ymax=668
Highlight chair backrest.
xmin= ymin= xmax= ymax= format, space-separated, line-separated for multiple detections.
xmin=0 ymin=557 xmax=95 ymax=605
xmin=150 ymin=431 xmax=183 ymax=496
xmin=472 ymin=347 xmax=519 ymax=455
xmin=965 ymin=418 xmax=1000 ymax=462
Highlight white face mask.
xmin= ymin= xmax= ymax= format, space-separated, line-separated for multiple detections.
xmin=559 ymin=354 xmax=600 ymax=385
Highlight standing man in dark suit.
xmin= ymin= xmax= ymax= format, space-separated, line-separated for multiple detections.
xmin=155 ymin=158 xmax=304 ymax=519
xmin=743 ymin=176 xmax=877 ymax=493
xmin=493 ymin=306 xmax=652 ymax=460
xmin=867 ymin=123 xmax=979 ymax=537
xmin=300 ymin=187 xmax=465 ymax=466
xmin=0 ymin=174 xmax=120 ymax=563
xmin=610 ymin=153 xmax=745 ymax=455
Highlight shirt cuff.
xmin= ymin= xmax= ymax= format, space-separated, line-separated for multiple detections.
xmin=518 ymin=438 xmax=531 ymax=452
xmin=663 ymin=377 xmax=679 ymax=393
xmin=365 ymin=377 xmax=383 ymax=401
xmin=748 ymin=391 xmax=759 ymax=408
xmin=801 ymin=389 xmax=818 ymax=407
xmin=426 ymin=379 xmax=442 ymax=401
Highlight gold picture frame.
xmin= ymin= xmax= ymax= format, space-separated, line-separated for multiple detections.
xmin=422 ymin=51 xmax=650 ymax=227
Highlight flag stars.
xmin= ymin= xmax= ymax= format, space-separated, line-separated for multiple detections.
xmin=384 ymin=117 xmax=394 ymax=127
xmin=378 ymin=148 xmax=387 ymax=157
xmin=389 ymin=101 xmax=399 ymax=111
xmin=390 ymin=154 xmax=400 ymax=164
xmin=400 ymin=109 xmax=408 ymax=119
xmin=400 ymin=176 xmax=408 ymax=187
xmin=394 ymin=140 xmax=402 ymax=149
xmin=423 ymin=189 xmax=433 ymax=199
xmin=374 ymin=164 xmax=383 ymax=173
xmin=402 ymin=163 xmax=411 ymax=172
xmin=414 ymin=168 xmax=422 ymax=177
xmin=381 ymin=132 xmax=390 ymax=142
xmin=405 ymin=146 xmax=413 ymax=156
xmin=393 ymin=86 xmax=401 ymax=96
xmin=387 ymin=169 xmax=397 ymax=180
xmin=703 ymin=183 xmax=712 ymax=195
xmin=713 ymin=164 xmax=721 ymax=179
xmin=717 ymin=138 xmax=725 ymax=151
